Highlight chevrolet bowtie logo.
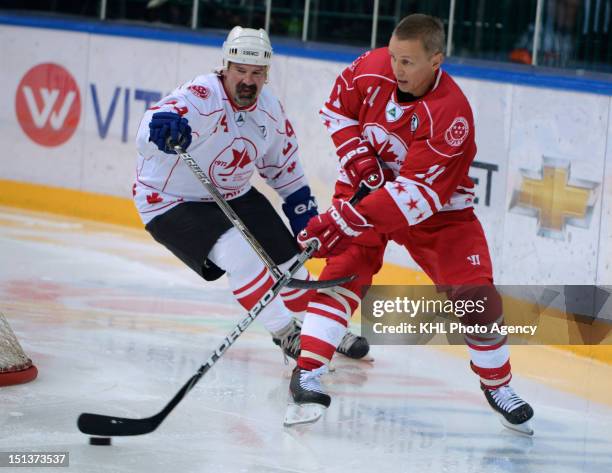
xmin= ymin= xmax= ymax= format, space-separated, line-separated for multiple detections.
xmin=509 ymin=157 xmax=598 ymax=239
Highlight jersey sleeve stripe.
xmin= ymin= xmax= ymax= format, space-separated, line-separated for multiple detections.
xmin=382 ymin=177 xmax=434 ymax=226
xmin=401 ymin=177 xmax=442 ymax=210
xmin=271 ymin=174 xmax=305 ymax=191
xmin=353 ymin=73 xmax=396 ymax=84
xmin=257 ymin=147 xmax=298 ymax=169
xmin=319 ymin=106 xmax=360 ymax=131
xmin=440 ymin=192 xmax=475 ymax=212
xmin=319 ymin=105 xmax=359 ymax=123
xmin=422 ymin=101 xmax=435 ymax=137
xmin=335 ymin=137 xmax=361 ymax=153
xmin=426 ymin=139 xmax=465 ymax=158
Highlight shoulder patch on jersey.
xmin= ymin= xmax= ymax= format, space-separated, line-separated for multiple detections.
xmin=445 ymin=116 xmax=469 ymax=147
xmin=410 ymin=113 xmax=419 ymax=132
xmin=188 ymin=85 xmax=210 ymax=99
xmin=385 ymin=100 xmax=403 ymax=122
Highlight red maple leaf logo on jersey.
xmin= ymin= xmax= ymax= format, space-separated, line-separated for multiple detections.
xmin=219 ymin=148 xmax=252 ymax=176
xmin=146 ymin=192 xmax=163 ymax=204
xmin=371 ymin=134 xmax=398 ymax=164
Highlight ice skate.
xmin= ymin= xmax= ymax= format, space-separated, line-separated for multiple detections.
xmin=336 ymin=331 xmax=373 ymax=361
xmin=283 ymin=366 xmax=330 ymax=427
xmin=483 ymin=385 xmax=534 ymax=435
xmin=272 ymin=320 xmax=302 ymax=361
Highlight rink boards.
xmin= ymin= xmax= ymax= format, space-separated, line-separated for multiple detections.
xmin=0 ymin=19 xmax=610 ymax=307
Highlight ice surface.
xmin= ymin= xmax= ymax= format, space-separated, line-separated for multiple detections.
xmin=1 ymin=207 xmax=611 ymax=473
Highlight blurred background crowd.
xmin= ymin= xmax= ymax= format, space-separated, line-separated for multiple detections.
xmin=2 ymin=0 xmax=609 ymax=73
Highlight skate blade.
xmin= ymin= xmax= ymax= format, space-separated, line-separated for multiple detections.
xmin=499 ymin=416 xmax=534 ymax=436
xmin=283 ymin=403 xmax=327 ymax=427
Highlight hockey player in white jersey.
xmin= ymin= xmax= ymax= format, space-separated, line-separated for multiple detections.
xmin=133 ymin=26 xmax=369 ymax=361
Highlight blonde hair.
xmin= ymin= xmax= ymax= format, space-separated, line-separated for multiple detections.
xmin=393 ymin=14 xmax=445 ymax=56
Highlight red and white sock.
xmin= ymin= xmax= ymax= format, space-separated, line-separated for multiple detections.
xmin=298 ymin=286 xmax=360 ymax=370
xmin=278 ymin=259 xmax=315 ymax=317
xmin=208 ymin=228 xmax=293 ymax=333
xmin=467 ymin=338 xmax=512 ymax=389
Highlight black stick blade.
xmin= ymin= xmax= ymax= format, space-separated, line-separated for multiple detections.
xmin=78 ymin=413 xmax=159 ymax=436
xmin=286 ymin=274 xmax=355 ymax=289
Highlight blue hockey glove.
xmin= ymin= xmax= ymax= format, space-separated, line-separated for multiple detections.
xmin=282 ymin=186 xmax=318 ymax=237
xmin=148 ymin=112 xmax=192 ymax=154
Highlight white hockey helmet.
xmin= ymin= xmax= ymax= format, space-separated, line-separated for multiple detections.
xmin=222 ymin=26 xmax=273 ymax=68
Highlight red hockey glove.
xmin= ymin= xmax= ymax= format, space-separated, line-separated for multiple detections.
xmin=297 ymin=200 xmax=372 ymax=258
xmin=340 ymin=144 xmax=384 ymax=191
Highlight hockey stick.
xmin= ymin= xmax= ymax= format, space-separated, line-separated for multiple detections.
xmin=173 ymin=145 xmax=352 ymax=290
xmin=77 ymin=186 xmax=370 ymax=437
xmin=78 ymin=242 xmax=317 ymax=437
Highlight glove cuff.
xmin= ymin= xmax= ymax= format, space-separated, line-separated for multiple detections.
xmin=330 ymin=200 xmax=371 ymax=237
xmin=338 ymin=200 xmax=371 ymax=229
xmin=284 ymin=186 xmax=313 ymax=206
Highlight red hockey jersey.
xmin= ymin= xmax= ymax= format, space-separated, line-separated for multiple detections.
xmin=320 ymin=47 xmax=477 ymax=234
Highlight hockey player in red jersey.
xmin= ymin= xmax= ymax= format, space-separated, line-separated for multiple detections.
xmin=285 ymin=14 xmax=534 ymax=435
xmin=134 ymin=27 xmax=368 ymax=362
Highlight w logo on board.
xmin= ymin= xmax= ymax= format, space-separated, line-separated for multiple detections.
xmin=15 ymin=63 xmax=81 ymax=147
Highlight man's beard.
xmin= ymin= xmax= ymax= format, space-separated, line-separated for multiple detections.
xmin=235 ymin=83 xmax=258 ymax=106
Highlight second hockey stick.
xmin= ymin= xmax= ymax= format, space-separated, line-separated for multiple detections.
xmin=77 ymin=183 xmax=370 ymax=437
xmin=174 ymin=145 xmax=353 ymax=290
xmin=77 ymin=241 xmax=317 ymax=437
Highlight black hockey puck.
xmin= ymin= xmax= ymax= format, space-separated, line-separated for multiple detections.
xmin=89 ymin=437 xmax=112 ymax=446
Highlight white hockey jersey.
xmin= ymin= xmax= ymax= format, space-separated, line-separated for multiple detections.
xmin=134 ymin=73 xmax=308 ymax=224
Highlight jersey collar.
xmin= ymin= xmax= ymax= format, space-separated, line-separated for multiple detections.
xmin=393 ymin=68 xmax=443 ymax=104
xmin=430 ymin=68 xmax=443 ymax=92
